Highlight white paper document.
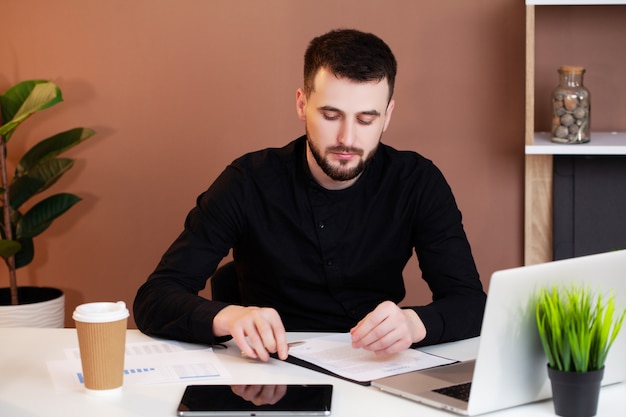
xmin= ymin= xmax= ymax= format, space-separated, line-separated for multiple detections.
xmin=288 ymin=333 xmax=456 ymax=383
xmin=47 ymin=340 xmax=231 ymax=392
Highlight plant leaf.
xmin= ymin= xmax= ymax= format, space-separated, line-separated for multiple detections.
xmin=13 ymin=237 xmax=33 ymax=269
xmin=9 ymin=158 xmax=74 ymax=209
xmin=535 ymin=283 xmax=625 ymax=372
xmin=0 ymin=239 xmax=21 ymax=260
xmin=0 ymin=81 xmax=62 ymax=139
xmin=15 ymin=193 xmax=81 ymax=238
xmin=16 ymin=127 xmax=94 ymax=176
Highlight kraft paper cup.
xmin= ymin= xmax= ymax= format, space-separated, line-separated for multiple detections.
xmin=73 ymin=301 xmax=129 ymax=393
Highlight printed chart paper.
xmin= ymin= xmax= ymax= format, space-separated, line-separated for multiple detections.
xmin=47 ymin=341 xmax=231 ymax=392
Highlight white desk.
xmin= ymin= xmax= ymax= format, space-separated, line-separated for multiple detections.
xmin=0 ymin=328 xmax=623 ymax=416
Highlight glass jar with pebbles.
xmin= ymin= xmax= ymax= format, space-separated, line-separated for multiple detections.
xmin=551 ymin=65 xmax=590 ymax=144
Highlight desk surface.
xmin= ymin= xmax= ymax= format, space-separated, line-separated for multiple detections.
xmin=0 ymin=328 xmax=623 ymax=416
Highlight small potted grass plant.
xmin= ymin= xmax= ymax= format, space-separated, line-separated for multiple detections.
xmin=535 ymin=284 xmax=625 ymax=417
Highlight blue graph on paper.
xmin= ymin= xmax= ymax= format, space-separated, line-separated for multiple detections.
xmin=63 ymin=341 xmax=230 ymax=387
xmin=76 ymin=367 xmax=156 ymax=383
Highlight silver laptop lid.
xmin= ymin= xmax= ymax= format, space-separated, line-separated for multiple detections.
xmin=467 ymin=250 xmax=626 ymax=415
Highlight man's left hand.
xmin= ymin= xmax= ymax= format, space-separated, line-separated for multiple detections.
xmin=349 ymin=301 xmax=426 ymax=355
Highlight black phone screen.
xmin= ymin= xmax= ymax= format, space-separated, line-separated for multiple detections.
xmin=177 ymin=384 xmax=333 ymax=416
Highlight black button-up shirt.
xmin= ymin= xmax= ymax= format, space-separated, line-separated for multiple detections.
xmin=134 ymin=136 xmax=486 ymax=346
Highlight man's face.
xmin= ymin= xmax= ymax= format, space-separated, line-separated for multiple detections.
xmin=296 ymin=68 xmax=395 ymax=190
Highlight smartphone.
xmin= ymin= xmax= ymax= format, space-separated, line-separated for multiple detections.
xmin=177 ymin=384 xmax=333 ymax=416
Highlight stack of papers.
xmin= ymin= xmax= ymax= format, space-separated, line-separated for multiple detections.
xmin=47 ymin=334 xmax=456 ymax=391
xmin=287 ymin=333 xmax=455 ymax=384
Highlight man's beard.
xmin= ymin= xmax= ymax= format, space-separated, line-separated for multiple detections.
xmin=305 ymin=127 xmax=378 ymax=182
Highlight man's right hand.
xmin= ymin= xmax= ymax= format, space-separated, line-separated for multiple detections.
xmin=212 ymin=305 xmax=289 ymax=361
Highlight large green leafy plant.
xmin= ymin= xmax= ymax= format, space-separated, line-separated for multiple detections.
xmin=0 ymin=80 xmax=94 ymax=305
xmin=535 ymin=284 xmax=625 ymax=372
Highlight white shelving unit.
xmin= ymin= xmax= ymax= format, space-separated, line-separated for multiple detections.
xmin=526 ymin=132 xmax=626 ymax=155
xmin=524 ymin=1 xmax=626 ymax=265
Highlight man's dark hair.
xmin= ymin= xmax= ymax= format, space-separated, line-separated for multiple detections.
xmin=303 ymin=29 xmax=397 ymax=101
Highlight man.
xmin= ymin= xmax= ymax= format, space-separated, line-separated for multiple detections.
xmin=134 ymin=29 xmax=486 ymax=362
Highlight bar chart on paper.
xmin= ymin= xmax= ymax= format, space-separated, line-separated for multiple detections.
xmin=47 ymin=341 xmax=231 ymax=392
xmin=76 ymin=367 xmax=158 ymax=383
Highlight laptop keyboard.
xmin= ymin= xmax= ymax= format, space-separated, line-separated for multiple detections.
xmin=433 ymin=382 xmax=472 ymax=402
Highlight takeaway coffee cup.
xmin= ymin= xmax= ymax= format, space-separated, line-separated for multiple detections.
xmin=72 ymin=301 xmax=129 ymax=392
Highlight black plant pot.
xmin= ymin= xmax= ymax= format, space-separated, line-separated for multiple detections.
xmin=547 ymin=365 xmax=604 ymax=417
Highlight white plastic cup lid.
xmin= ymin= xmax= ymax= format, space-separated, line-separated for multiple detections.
xmin=72 ymin=301 xmax=130 ymax=323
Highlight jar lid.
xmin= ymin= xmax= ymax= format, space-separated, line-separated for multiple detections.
xmin=559 ymin=65 xmax=585 ymax=74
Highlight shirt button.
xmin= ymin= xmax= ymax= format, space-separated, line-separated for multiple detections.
xmin=326 ymin=259 xmax=334 ymax=266
xmin=319 ymin=222 xmax=325 ymax=229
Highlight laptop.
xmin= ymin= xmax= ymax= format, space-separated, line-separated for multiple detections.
xmin=372 ymin=250 xmax=626 ymax=415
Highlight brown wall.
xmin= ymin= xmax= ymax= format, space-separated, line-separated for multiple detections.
xmin=534 ymin=5 xmax=626 ymax=132
xmin=1 ymin=0 xmax=526 ymax=327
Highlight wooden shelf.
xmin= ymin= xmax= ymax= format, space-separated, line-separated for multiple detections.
xmin=526 ymin=132 xmax=626 ymax=155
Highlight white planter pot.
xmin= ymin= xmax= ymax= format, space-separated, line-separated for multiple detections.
xmin=0 ymin=287 xmax=65 ymax=328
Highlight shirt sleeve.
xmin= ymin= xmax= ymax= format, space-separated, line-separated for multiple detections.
xmin=133 ymin=164 xmax=246 ymax=344
xmin=407 ymin=163 xmax=486 ymax=346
